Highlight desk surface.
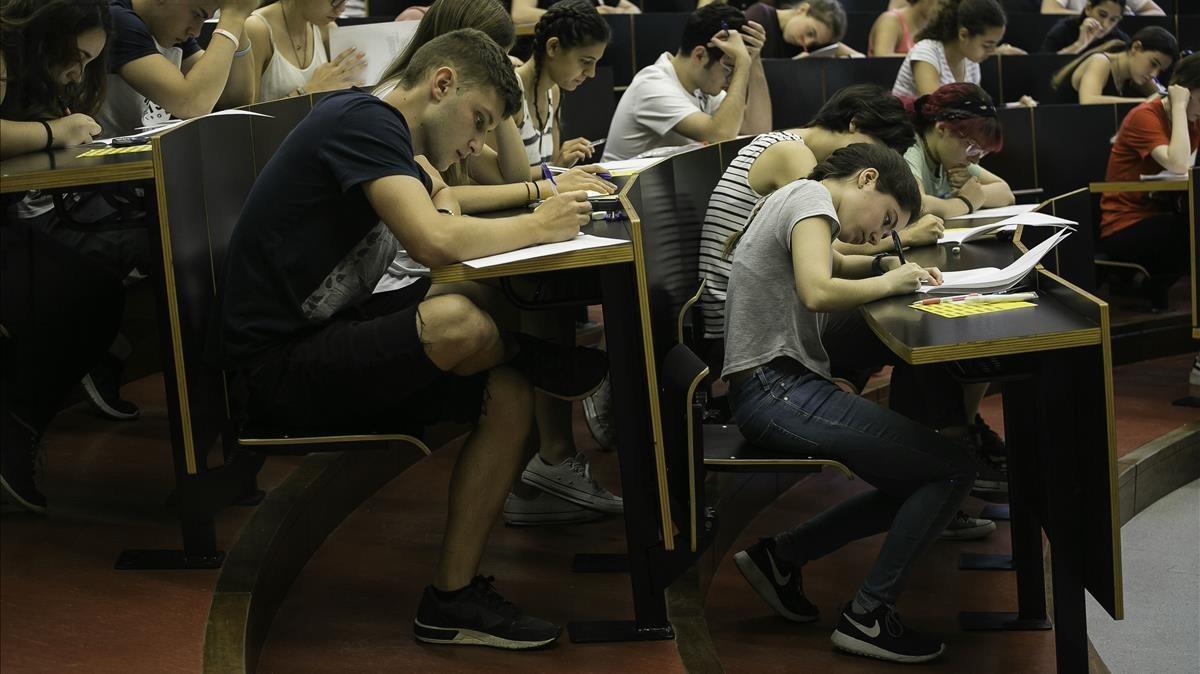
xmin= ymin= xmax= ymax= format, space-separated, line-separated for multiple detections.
xmin=0 ymin=146 xmax=153 ymax=194
xmin=1089 ymin=179 xmax=1188 ymax=193
xmin=860 ymin=240 xmax=1102 ymax=365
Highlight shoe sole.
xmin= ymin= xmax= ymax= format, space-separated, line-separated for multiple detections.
xmin=521 ymin=470 xmax=624 ymax=514
xmin=0 ymin=475 xmax=46 ymax=515
xmin=504 ymin=508 xmax=605 ymax=526
xmin=80 ymin=375 xmax=139 ymax=421
xmin=831 ymin=629 xmax=945 ymax=664
xmin=733 ymin=550 xmax=817 ymax=623
xmin=413 ymin=620 xmax=558 ymax=650
xmin=938 ymin=521 xmax=997 ymax=541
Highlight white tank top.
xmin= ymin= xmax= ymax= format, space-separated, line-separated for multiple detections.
xmin=258 ymin=19 xmax=328 ymax=102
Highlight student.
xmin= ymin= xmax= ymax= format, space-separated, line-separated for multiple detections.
xmin=511 ymin=0 xmax=640 ymax=25
xmin=1041 ymin=0 xmax=1163 ymax=16
xmin=699 ymin=84 xmax=941 ymax=341
xmin=514 ymin=0 xmax=610 ymax=170
xmin=723 ymin=143 xmax=977 ymax=664
xmin=1100 ymin=54 xmax=1200 ymax=309
xmin=215 ymin=28 xmax=606 ymax=649
xmin=868 ymin=0 xmax=936 ymax=57
xmin=374 ymin=0 xmax=614 ymax=214
xmin=892 ymin=0 xmax=1009 ymax=98
xmin=1048 ymin=26 xmax=1177 ymax=105
xmin=244 ymin=0 xmax=366 ymax=103
xmin=1040 ymin=0 xmax=1129 ymax=55
xmin=744 ymin=0 xmax=861 ymax=58
xmin=1 ymin=0 xmax=124 ymax=513
xmin=905 ymin=82 xmax=1013 ymax=219
xmin=96 ymin=0 xmax=258 ymax=137
xmin=603 ymin=4 xmax=771 ymax=162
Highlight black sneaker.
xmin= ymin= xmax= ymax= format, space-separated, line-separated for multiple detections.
xmin=510 ymin=334 xmax=607 ymax=401
xmin=1 ymin=412 xmax=47 ymax=514
xmin=413 ymin=575 xmax=561 ymax=650
xmin=81 ymin=354 xmax=139 ymax=421
xmin=831 ymin=601 xmax=945 ymax=664
xmin=733 ymin=537 xmax=819 ymax=622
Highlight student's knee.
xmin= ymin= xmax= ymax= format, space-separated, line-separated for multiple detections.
xmin=418 ymin=294 xmax=500 ymax=367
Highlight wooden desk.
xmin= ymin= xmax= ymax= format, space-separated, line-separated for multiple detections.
xmin=1089 ymin=179 xmax=1189 ymax=193
xmin=0 ymin=145 xmax=153 ymax=194
xmin=861 ymin=239 xmax=1121 ymax=673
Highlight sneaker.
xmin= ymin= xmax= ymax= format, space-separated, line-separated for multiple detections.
xmin=974 ymin=414 xmax=1005 ymax=467
xmin=510 ymin=334 xmax=607 ymax=401
xmin=413 ymin=575 xmax=561 ymax=650
xmin=938 ymin=510 xmax=996 ymax=541
xmin=733 ymin=537 xmax=819 ymax=623
xmin=503 ymin=490 xmax=604 ymax=526
xmin=582 ymin=375 xmax=616 ymax=451
xmin=0 ymin=413 xmax=47 ymax=514
xmin=1189 ymin=355 xmax=1200 ymax=394
xmin=80 ymin=354 xmax=139 ymax=421
xmin=521 ymin=453 xmax=623 ymax=513
xmin=831 ymin=602 xmax=946 ymax=664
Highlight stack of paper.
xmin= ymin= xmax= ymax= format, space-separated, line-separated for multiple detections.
xmin=1139 ymin=170 xmax=1188 ymax=181
xmin=946 ymin=203 xmax=1040 ymax=221
xmin=938 ymin=211 xmax=1075 ymax=244
xmin=329 ymin=21 xmax=419 ymax=87
xmin=90 ymin=109 xmax=273 ymax=146
xmin=918 ymin=229 xmax=1070 ymax=294
xmin=598 ymin=157 xmax=664 ymax=176
xmin=463 ymin=234 xmax=626 ymax=269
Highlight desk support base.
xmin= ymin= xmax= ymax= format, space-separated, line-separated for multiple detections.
xmin=959 ymin=611 xmax=1052 ymax=631
xmin=568 ymin=620 xmax=675 ymax=643
xmin=959 ymin=553 xmax=1014 ymax=570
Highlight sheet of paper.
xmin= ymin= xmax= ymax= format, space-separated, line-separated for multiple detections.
xmin=329 ymin=21 xmax=419 ymax=87
xmin=90 ymin=109 xmax=273 ymax=146
xmin=463 ymin=234 xmax=627 ymax=268
xmin=1139 ymin=170 xmax=1187 ymax=181
xmin=599 ymin=157 xmax=663 ymax=176
xmin=918 ymin=228 xmax=1071 ymax=294
xmin=913 ymin=301 xmax=1036 ymax=318
xmin=938 ymin=211 xmax=1075 ymax=244
xmin=946 ymin=203 xmax=1039 ymax=221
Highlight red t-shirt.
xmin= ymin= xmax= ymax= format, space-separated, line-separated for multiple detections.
xmin=1100 ymin=99 xmax=1200 ymax=238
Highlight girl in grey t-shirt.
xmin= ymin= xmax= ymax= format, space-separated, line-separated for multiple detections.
xmin=722 ymin=143 xmax=981 ymax=665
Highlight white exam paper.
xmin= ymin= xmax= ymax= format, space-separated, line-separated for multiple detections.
xmin=918 ymin=229 xmax=1071 ymax=294
xmin=329 ymin=21 xmax=419 ymax=87
xmin=90 ymin=110 xmax=273 ymax=145
xmin=939 ymin=211 xmax=1076 ymax=244
xmin=463 ymin=234 xmax=627 ymax=268
xmin=946 ymin=203 xmax=1040 ymax=221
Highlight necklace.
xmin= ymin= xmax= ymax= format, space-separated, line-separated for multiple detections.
xmin=280 ymin=1 xmax=309 ymax=67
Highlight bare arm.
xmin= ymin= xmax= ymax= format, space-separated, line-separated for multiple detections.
xmin=489 ymin=116 xmax=535 ymax=183
xmin=976 ymin=166 xmax=1015 ymax=207
xmin=1149 ymin=87 xmax=1194 ymax=174
xmin=244 ymin=14 xmax=273 ymax=100
xmin=870 ymin=14 xmax=902 ymax=56
xmin=741 ymin=58 xmax=772 ymax=134
xmin=364 ymin=175 xmax=589 ymax=267
xmin=0 ymin=52 xmax=103 ymax=157
xmin=745 ymin=140 xmax=815 ymax=195
xmin=1041 ymin=0 xmax=1076 ymax=15
xmin=912 ymin=60 xmax=942 ymax=96
xmin=1076 ymin=55 xmax=1147 ymax=104
xmin=1134 ymin=1 xmax=1165 ymax=16
xmin=510 ymin=0 xmax=545 ymax=24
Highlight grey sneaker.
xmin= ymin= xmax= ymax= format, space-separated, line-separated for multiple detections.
xmin=938 ymin=510 xmax=996 ymax=541
xmin=521 ymin=453 xmax=623 ymax=513
xmin=503 ymin=490 xmax=604 ymax=526
xmin=582 ymin=375 xmax=616 ymax=451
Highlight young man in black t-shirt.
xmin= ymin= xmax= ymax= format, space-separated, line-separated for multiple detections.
xmin=215 ymin=29 xmax=601 ymax=650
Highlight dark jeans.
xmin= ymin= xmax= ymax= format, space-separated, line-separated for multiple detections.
xmin=729 ymin=359 xmax=977 ymax=610
xmin=1099 ymin=212 xmax=1189 ymax=288
xmin=0 ymin=217 xmax=124 ymax=432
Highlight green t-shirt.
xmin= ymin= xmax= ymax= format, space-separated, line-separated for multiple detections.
xmin=904 ymin=136 xmax=983 ymax=199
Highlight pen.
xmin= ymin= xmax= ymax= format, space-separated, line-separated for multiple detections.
xmin=588 ymin=137 xmax=606 ymax=150
xmin=890 ymin=230 xmax=907 ymax=266
xmin=961 ymin=292 xmax=1037 ymax=304
xmin=540 ymin=162 xmax=559 ymax=196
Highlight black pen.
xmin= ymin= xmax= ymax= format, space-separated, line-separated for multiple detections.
xmin=891 ymin=230 xmax=907 ymax=266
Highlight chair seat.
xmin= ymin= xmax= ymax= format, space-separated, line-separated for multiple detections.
xmin=701 ymin=424 xmax=853 ymax=478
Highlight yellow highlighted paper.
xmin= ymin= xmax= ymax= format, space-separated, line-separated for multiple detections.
xmin=77 ymin=145 xmax=151 ymax=157
xmin=912 ymin=301 xmax=1036 ymax=318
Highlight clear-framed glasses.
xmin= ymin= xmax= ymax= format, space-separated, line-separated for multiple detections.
xmin=962 ymin=139 xmax=988 ymax=161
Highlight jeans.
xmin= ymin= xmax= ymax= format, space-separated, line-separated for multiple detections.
xmin=729 ymin=359 xmax=977 ymax=610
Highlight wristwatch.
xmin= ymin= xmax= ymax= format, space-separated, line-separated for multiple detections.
xmin=871 ymin=253 xmax=891 ymax=276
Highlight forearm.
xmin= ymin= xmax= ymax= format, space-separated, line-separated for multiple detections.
xmin=710 ymin=63 xmax=750 ymax=141
xmin=433 ymin=186 xmax=462 ymax=215
xmin=422 ymin=212 xmax=551 ymax=266
xmin=834 ymin=239 xmax=893 ymax=256
xmin=0 ymin=120 xmax=51 ymax=159
xmin=923 ymin=193 xmax=970 ymax=218
xmin=1164 ymin=108 xmax=1193 ymax=173
xmin=218 ymin=42 xmax=257 ymax=107
xmin=447 ymin=180 xmax=550 ymax=214
xmin=1080 ymin=92 xmax=1149 ymax=105
xmin=740 ymin=59 xmax=772 ymax=135
xmin=836 ymin=253 xmax=881 ymax=279
xmin=981 ymin=181 xmax=1015 ymax=207
xmin=492 ymin=119 xmax=532 ymax=182
xmin=172 ymin=13 xmax=250 ymax=117
xmin=802 ymin=275 xmax=895 ymax=312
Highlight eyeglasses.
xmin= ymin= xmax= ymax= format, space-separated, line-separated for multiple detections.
xmin=962 ymin=138 xmax=989 ymax=161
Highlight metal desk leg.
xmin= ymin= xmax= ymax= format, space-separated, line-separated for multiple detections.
xmin=567 ymin=262 xmax=674 ymax=643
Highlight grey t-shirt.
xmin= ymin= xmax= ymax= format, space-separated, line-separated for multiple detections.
xmin=722 ymin=180 xmax=840 ymax=380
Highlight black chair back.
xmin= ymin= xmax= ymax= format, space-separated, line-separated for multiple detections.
xmin=560 ymin=67 xmax=616 ymax=142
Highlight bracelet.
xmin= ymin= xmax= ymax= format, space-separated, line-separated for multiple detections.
xmin=234 ymin=39 xmax=252 ymax=57
xmin=39 ymin=120 xmax=54 ymax=151
xmin=534 ymin=181 xmax=542 ymax=200
xmin=955 ymin=195 xmax=975 ymax=214
xmin=524 ymin=182 xmax=532 ymax=203
xmin=212 ymin=28 xmax=239 ymax=49
xmin=871 ymin=253 xmax=891 ymax=277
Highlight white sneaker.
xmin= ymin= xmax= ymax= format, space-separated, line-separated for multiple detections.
xmin=521 ymin=454 xmax=623 ymax=513
xmin=938 ymin=511 xmax=996 ymax=541
xmin=503 ymin=490 xmax=604 ymax=526
xmin=582 ymin=376 xmax=616 ymax=451
xmin=1189 ymin=354 xmax=1200 ymax=390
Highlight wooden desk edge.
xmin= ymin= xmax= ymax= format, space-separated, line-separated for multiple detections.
xmin=1088 ymin=180 xmax=1188 ymax=193
xmin=0 ymin=161 xmax=155 ymax=194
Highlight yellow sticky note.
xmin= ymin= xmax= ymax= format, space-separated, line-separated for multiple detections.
xmin=912 ymin=301 xmax=1036 ymax=318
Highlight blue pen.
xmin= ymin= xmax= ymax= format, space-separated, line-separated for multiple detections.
xmin=540 ymin=162 xmax=559 ymax=195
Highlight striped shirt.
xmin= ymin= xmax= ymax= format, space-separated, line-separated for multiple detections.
xmin=698 ymin=131 xmax=801 ymax=340
xmin=892 ymin=39 xmax=980 ymax=98
xmin=518 ymin=86 xmax=555 ymax=166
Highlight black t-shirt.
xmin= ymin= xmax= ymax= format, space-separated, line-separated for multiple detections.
xmin=108 ymin=0 xmax=201 ymax=72
xmin=1040 ymin=16 xmax=1130 ymax=54
xmin=215 ymin=89 xmax=433 ymax=369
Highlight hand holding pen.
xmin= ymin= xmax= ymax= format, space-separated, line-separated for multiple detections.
xmin=48 ymin=107 xmax=102 ymax=149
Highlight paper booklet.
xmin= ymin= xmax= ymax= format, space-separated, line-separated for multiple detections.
xmin=946 ymin=203 xmax=1039 ymax=221
xmin=90 ymin=109 xmax=273 ymax=146
xmin=463 ymin=234 xmax=626 ymax=269
xmin=918 ymin=228 xmax=1071 ymax=294
xmin=1139 ymin=170 xmax=1188 ymax=181
xmin=329 ymin=21 xmax=419 ymax=88
xmin=938 ymin=211 xmax=1076 ymax=245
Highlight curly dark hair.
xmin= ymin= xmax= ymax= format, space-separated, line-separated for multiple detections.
xmin=399 ymin=28 xmax=522 ymax=120
xmin=0 ymin=0 xmax=111 ymax=120
xmin=680 ymin=4 xmax=747 ymax=65
xmin=530 ymin=0 xmax=609 ymax=132
xmin=916 ymin=0 xmax=1006 ymax=43
xmin=806 ymin=84 xmax=916 ymax=155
